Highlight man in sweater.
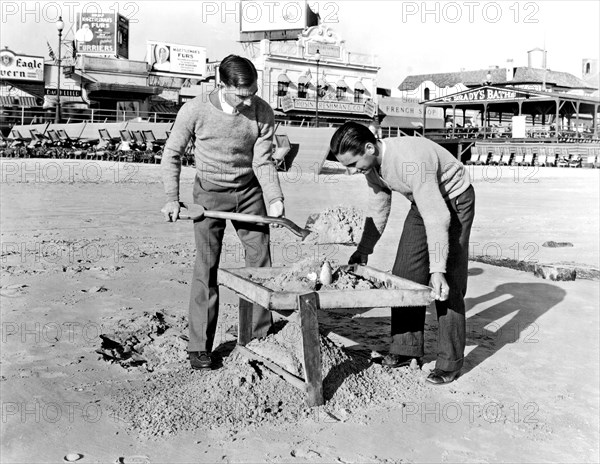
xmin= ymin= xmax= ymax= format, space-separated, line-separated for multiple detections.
xmin=161 ymin=55 xmax=284 ymax=370
xmin=329 ymin=122 xmax=475 ymax=385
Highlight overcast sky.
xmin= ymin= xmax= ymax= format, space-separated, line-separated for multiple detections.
xmin=1 ymin=1 xmax=599 ymax=89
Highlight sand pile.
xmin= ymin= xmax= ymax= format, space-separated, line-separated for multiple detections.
xmin=248 ymin=257 xmax=389 ymax=293
xmin=305 ymin=206 xmax=364 ymax=245
xmin=108 ymin=315 xmax=429 ymax=439
xmin=96 ymin=311 xmax=188 ymax=372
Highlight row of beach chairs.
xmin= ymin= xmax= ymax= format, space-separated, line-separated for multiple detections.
xmin=1 ymin=127 xmax=177 ymax=164
xmin=466 ymin=144 xmax=600 ymax=168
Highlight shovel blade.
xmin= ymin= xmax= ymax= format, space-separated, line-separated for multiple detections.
xmin=304 ymin=212 xmax=320 ymax=229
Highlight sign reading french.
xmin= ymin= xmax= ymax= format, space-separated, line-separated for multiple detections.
xmin=147 ymin=41 xmax=207 ymax=78
xmin=0 ymin=49 xmax=44 ymax=82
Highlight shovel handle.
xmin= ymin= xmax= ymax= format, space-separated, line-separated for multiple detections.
xmin=179 ymin=209 xmax=311 ymax=239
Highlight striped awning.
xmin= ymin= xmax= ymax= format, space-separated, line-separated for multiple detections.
xmin=0 ymin=96 xmax=16 ymax=106
xmin=18 ymin=96 xmax=38 ymax=107
xmin=320 ymin=79 xmax=333 ymax=90
xmin=277 ymin=73 xmax=291 ymax=83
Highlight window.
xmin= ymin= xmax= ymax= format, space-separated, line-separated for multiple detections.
xmin=336 ymin=86 xmax=347 ymax=100
xmin=298 ymin=83 xmax=307 ymax=99
xmin=424 ymin=87 xmax=430 ymax=100
xmin=354 ymin=88 xmax=364 ymax=103
xmin=277 ymin=81 xmax=289 ymax=97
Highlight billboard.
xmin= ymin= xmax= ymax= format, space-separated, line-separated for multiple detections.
xmin=147 ymin=41 xmax=207 ymax=78
xmin=0 ymin=49 xmax=44 ymax=82
xmin=240 ymin=1 xmax=319 ymax=41
xmin=76 ymin=12 xmax=129 ymax=58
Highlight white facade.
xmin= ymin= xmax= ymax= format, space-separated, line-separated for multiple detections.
xmin=247 ymin=24 xmax=379 ymax=123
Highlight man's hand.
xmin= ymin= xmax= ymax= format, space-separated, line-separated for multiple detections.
xmin=348 ymin=250 xmax=368 ymax=265
xmin=430 ymin=272 xmax=450 ymax=301
xmin=161 ymin=200 xmax=181 ymax=222
xmin=269 ymin=200 xmax=284 ymax=218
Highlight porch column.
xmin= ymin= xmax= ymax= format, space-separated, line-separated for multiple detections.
xmin=452 ymin=105 xmax=456 ymax=137
xmin=554 ymin=99 xmax=560 ymax=138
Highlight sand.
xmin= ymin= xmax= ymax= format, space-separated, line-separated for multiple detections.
xmin=1 ymin=159 xmax=599 ymax=463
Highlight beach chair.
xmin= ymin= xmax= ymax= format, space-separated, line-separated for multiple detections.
xmin=476 ymin=145 xmax=491 ymax=165
xmin=510 ymin=148 xmax=521 ymax=166
xmin=521 ymin=146 xmax=534 ymax=166
xmin=9 ymin=130 xmax=30 ymax=157
xmin=556 ymin=147 xmax=570 ymax=168
xmin=96 ymin=129 xmax=119 ymax=161
xmin=499 ymin=145 xmax=513 ymax=165
xmin=593 ymin=148 xmax=600 ymax=168
xmin=489 ymin=146 xmax=502 ymax=165
xmin=182 ymin=139 xmax=195 ymax=166
xmin=466 ymin=146 xmax=479 ymax=165
xmin=272 ymin=134 xmax=291 ymax=171
xmin=141 ymin=129 xmax=167 ymax=164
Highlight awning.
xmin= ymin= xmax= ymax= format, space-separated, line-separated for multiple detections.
xmin=86 ymin=83 xmax=161 ymax=98
xmin=298 ymin=75 xmax=311 ymax=85
xmin=336 ymin=79 xmax=348 ymax=88
xmin=0 ymin=96 xmax=16 ymax=106
xmin=277 ymin=73 xmax=291 ymax=83
xmin=18 ymin=96 xmax=38 ymax=107
xmin=381 ymin=115 xmax=444 ymax=129
xmin=150 ymin=103 xmax=182 ymax=113
xmin=354 ymin=81 xmax=366 ymax=91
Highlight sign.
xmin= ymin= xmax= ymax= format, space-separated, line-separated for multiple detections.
xmin=206 ymin=61 xmax=220 ymax=78
xmin=147 ymin=41 xmax=207 ymax=77
xmin=116 ymin=14 xmax=129 ymax=59
xmin=281 ymin=95 xmax=294 ymax=112
xmin=307 ymin=42 xmax=340 ymax=59
xmin=45 ymin=88 xmax=82 ymax=97
xmin=512 ymin=115 xmax=526 ymax=138
xmin=76 ymin=12 xmax=129 ymax=58
xmin=281 ymin=97 xmax=373 ymax=115
xmin=0 ymin=49 xmax=44 ymax=82
xmin=441 ymin=88 xmax=528 ymax=103
xmin=380 ymin=97 xmax=444 ymax=119
xmin=364 ymin=100 xmax=377 ymax=118
xmin=240 ymin=1 xmax=314 ymax=32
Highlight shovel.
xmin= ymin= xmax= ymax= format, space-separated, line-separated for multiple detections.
xmin=177 ymin=203 xmax=312 ymax=240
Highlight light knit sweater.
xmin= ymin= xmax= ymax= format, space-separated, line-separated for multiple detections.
xmin=161 ymin=92 xmax=284 ymax=205
xmin=358 ymin=137 xmax=471 ymax=273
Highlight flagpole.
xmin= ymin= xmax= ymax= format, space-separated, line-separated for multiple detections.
xmin=315 ymin=49 xmax=320 ymax=128
xmin=55 ymin=16 xmax=64 ymax=124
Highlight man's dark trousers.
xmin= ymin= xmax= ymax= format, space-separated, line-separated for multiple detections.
xmin=188 ymin=175 xmax=272 ymax=353
xmin=390 ymin=185 xmax=475 ymax=371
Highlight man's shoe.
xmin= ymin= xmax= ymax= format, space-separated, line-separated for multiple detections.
xmin=426 ymin=368 xmax=460 ymax=385
xmin=189 ymin=351 xmax=212 ymax=370
xmin=382 ymin=353 xmax=421 ymax=368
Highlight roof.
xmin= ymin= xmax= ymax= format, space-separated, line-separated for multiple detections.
xmin=399 ymin=67 xmax=596 ymax=91
xmin=86 ymin=83 xmax=161 ymax=96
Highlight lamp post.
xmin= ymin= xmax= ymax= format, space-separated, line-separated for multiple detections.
xmin=315 ymin=49 xmax=320 ymax=128
xmin=55 ymin=16 xmax=64 ymax=124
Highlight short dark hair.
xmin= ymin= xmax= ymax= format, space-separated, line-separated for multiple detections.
xmin=219 ymin=54 xmax=258 ymax=87
xmin=329 ymin=121 xmax=377 ymax=158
